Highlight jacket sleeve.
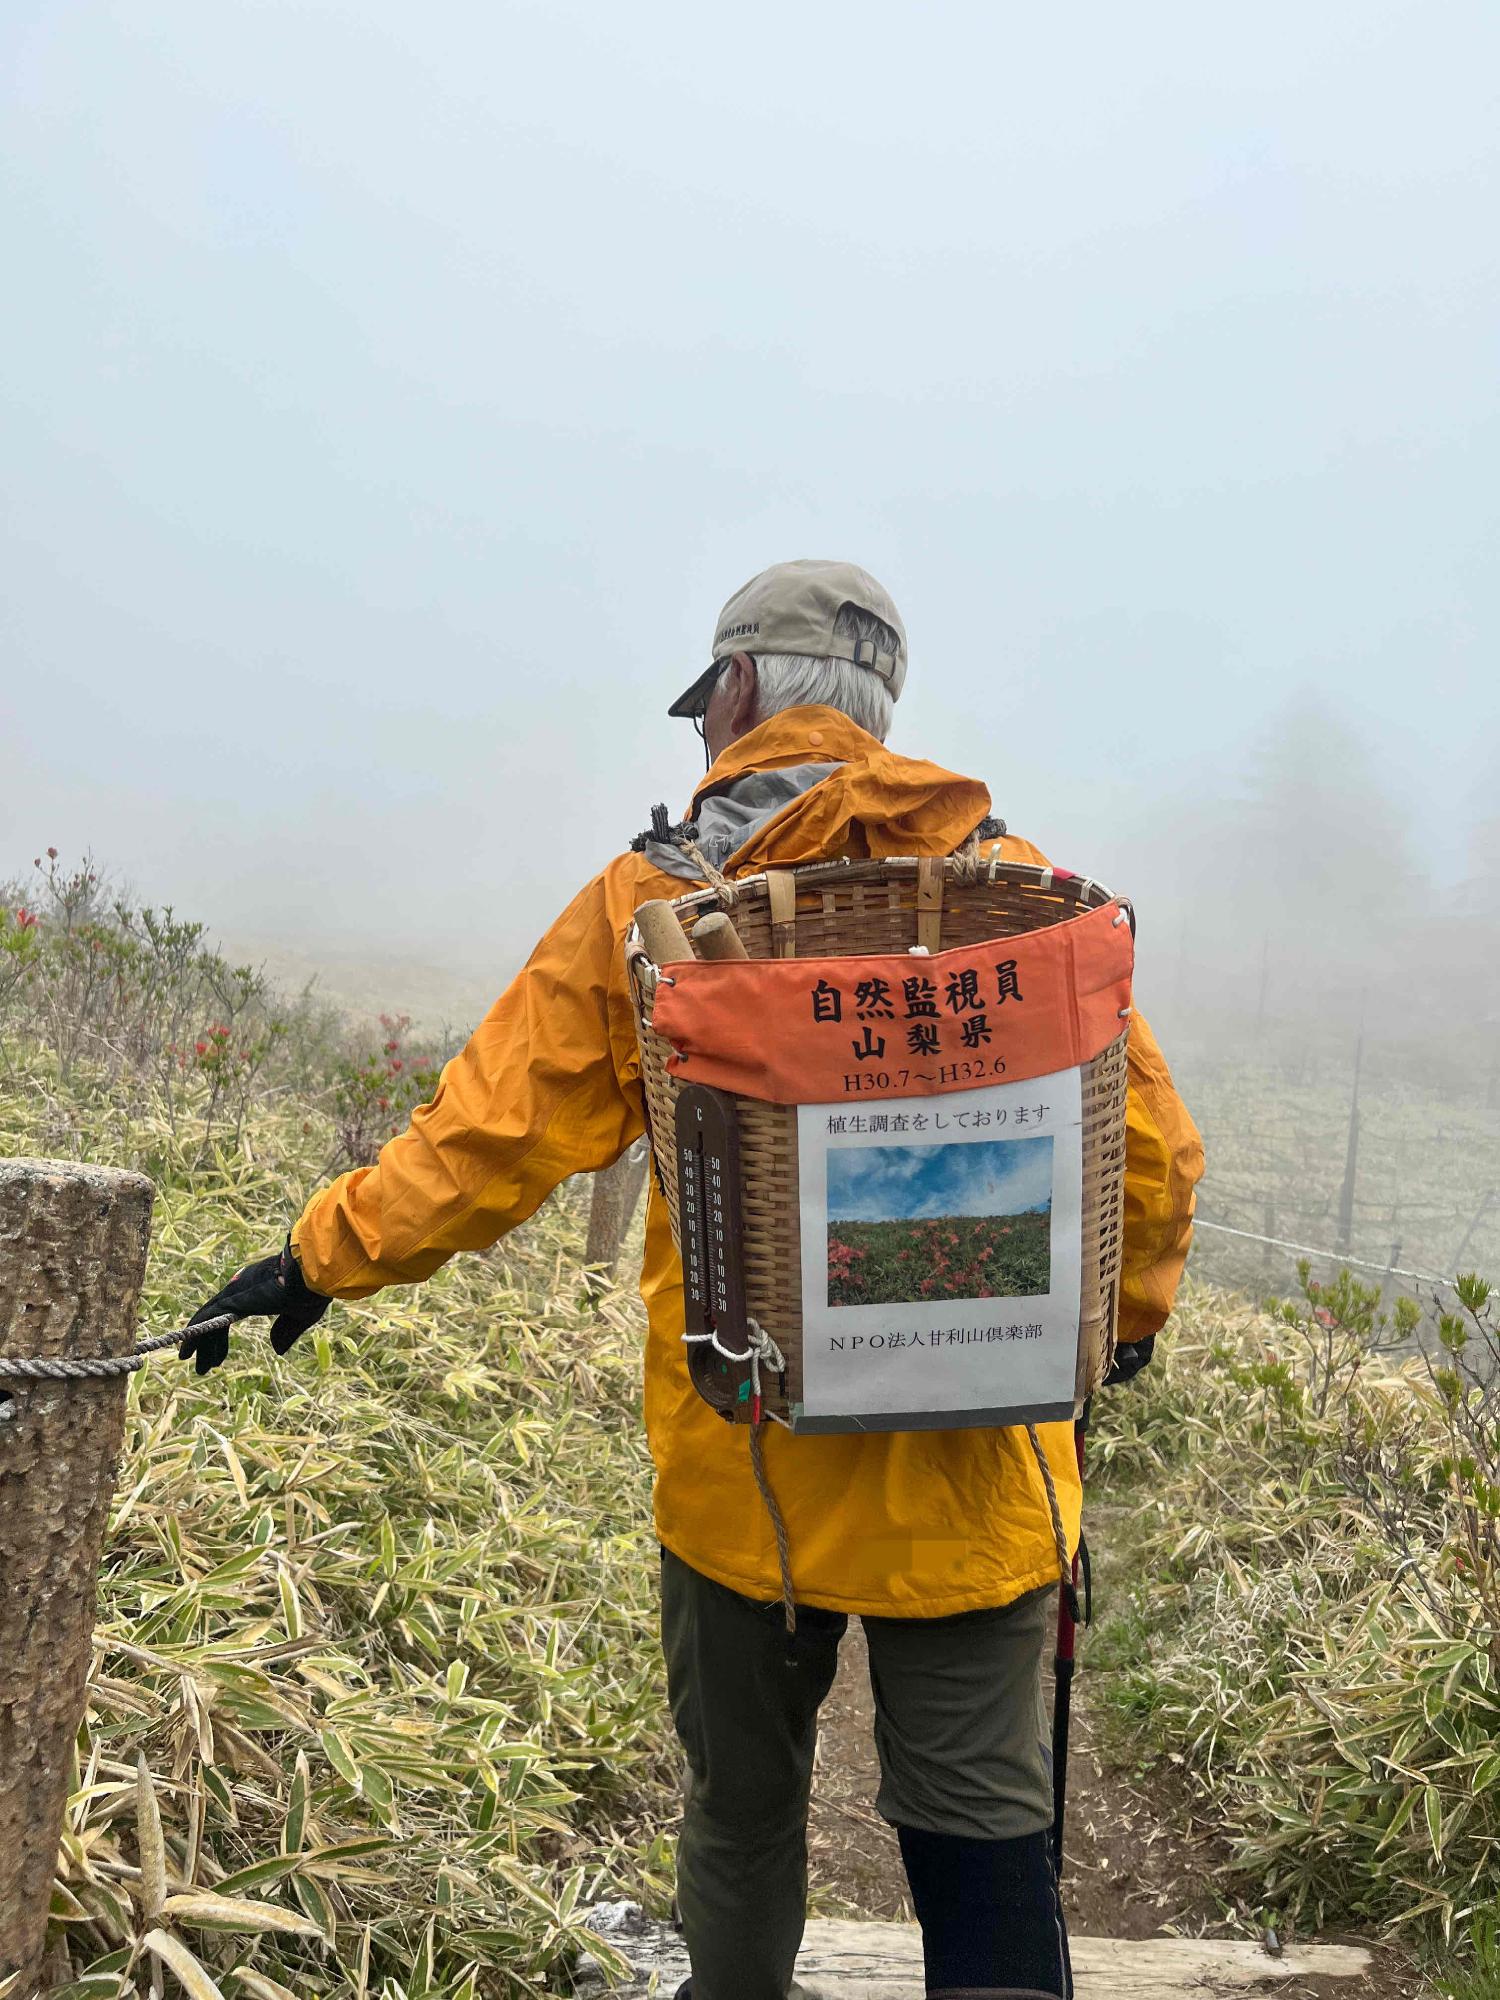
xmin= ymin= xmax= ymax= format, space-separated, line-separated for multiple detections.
xmin=292 ymin=868 xmax=645 ymax=1298
xmin=1118 ymin=1009 xmax=1204 ymax=1343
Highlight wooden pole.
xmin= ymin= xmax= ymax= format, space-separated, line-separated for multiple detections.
xmin=633 ymin=900 xmax=695 ymax=966
xmin=692 ymin=913 xmax=749 ymax=961
xmin=0 ymin=1158 xmax=154 ymax=1999
xmin=1335 ymin=1032 xmax=1363 ymax=1257
xmin=585 ymin=1143 xmax=649 ymax=1277
xmin=1379 ymin=1235 xmax=1402 ymax=1325
xmin=1451 ymin=1189 xmax=1493 ymax=1275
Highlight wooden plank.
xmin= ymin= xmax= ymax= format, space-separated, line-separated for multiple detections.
xmin=795 ymin=1920 xmax=1371 ymax=1996
xmin=579 ymin=1908 xmax=1372 ymax=1999
xmin=1075 ymin=1932 xmax=1373 ymax=1986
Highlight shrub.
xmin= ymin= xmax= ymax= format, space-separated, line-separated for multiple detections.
xmin=330 ymin=1014 xmax=448 ymax=1168
xmin=1093 ymin=1273 xmax=1500 ymax=1959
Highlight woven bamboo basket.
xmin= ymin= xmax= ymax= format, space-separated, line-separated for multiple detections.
xmin=626 ymin=855 xmax=1130 ymax=1429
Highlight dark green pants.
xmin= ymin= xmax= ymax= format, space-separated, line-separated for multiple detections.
xmin=661 ymin=1548 xmax=1055 ymax=2000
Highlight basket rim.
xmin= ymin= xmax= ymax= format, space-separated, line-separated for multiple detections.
xmin=625 ymin=854 xmax=1128 ymax=967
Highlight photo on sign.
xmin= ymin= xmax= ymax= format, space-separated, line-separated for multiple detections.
xmin=825 ymin=1136 xmax=1054 ymax=1308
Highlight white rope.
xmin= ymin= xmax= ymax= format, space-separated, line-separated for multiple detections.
xmin=1193 ymin=1219 xmax=1454 ymax=1288
xmin=746 ymin=1320 xmax=785 ymax=1405
xmin=681 ymin=1315 xmax=795 ymax=1629
xmin=682 ymin=1316 xmax=786 ymax=1395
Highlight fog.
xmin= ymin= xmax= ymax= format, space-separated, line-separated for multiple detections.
xmin=3 ymin=0 xmax=1497 ymax=1098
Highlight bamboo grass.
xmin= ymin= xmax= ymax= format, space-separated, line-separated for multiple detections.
xmin=1091 ymin=1284 xmax=1500 ymax=1953
xmin=1 ymin=1063 xmax=672 ymax=1999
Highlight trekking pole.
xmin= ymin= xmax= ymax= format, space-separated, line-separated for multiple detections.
xmin=1050 ymin=1402 xmax=1090 ymax=1877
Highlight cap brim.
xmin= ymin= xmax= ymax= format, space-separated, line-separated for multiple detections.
xmin=667 ymin=662 xmax=723 ymax=719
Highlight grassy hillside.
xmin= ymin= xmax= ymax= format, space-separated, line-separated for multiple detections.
xmin=1168 ymin=1043 xmax=1500 ymax=1304
xmin=1 ymin=861 xmax=679 ymax=1997
xmin=2 ymin=860 xmax=1497 ymax=1996
xmin=1 ymin=1064 xmax=673 ymax=1998
xmin=826 ymin=1211 xmax=1051 ymax=1306
xmin=1091 ymin=1275 xmax=1500 ymax=1986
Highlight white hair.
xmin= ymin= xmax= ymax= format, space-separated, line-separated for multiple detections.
xmin=750 ymin=604 xmax=898 ymax=742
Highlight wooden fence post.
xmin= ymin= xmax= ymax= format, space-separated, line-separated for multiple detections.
xmin=0 ymin=1158 xmax=154 ymax=2000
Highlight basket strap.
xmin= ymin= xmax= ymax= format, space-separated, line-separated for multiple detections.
xmin=766 ymin=871 xmax=797 ymax=958
xmin=916 ymin=855 xmax=945 ymax=953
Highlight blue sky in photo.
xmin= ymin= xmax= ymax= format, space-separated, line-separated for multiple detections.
xmin=828 ymin=1137 xmax=1054 ymax=1224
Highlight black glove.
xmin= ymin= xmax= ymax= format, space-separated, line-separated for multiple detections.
xmin=1103 ymin=1332 xmax=1155 ymax=1388
xmin=179 ymin=1239 xmax=330 ymax=1376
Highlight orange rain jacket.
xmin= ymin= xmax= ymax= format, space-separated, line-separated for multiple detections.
xmin=294 ymin=709 xmax=1203 ymax=1618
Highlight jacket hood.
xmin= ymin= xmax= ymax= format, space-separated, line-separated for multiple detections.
xmin=687 ymin=706 xmax=992 ymax=873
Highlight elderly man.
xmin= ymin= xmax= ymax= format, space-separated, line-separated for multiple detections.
xmin=187 ymin=560 xmax=1202 ymax=2000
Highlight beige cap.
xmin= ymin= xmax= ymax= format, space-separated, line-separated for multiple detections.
xmin=669 ymin=559 xmax=908 ymax=718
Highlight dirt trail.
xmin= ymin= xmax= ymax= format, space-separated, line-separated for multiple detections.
xmin=805 ymin=1621 xmax=1428 ymax=2000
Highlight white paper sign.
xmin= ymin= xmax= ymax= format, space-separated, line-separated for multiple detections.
xmin=794 ymin=1065 xmax=1083 ymax=1431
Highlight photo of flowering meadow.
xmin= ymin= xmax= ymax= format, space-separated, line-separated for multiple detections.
xmin=824 ymin=1136 xmax=1054 ymax=1308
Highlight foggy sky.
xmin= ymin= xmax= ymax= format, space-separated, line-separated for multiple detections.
xmin=3 ymin=0 xmax=1496 ymax=1016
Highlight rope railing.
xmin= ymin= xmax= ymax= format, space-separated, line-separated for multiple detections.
xmin=0 ymin=1313 xmax=231 ymax=1382
xmin=1193 ymin=1218 xmax=1454 ymax=1289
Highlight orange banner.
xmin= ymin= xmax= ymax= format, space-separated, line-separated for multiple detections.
xmin=651 ymin=899 xmax=1133 ymax=1105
